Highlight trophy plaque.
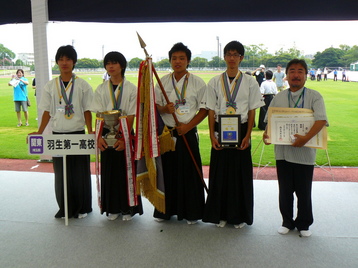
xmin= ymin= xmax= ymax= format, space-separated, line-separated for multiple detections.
xmin=218 ymin=114 xmax=241 ymax=148
xmin=102 ymin=110 xmax=121 ymax=147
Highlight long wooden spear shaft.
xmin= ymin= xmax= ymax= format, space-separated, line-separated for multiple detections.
xmin=137 ymin=32 xmax=208 ymax=193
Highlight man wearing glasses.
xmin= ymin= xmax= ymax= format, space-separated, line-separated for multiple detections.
xmin=203 ymin=41 xmax=264 ymax=229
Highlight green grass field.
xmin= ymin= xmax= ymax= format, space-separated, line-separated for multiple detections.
xmin=1 ymin=71 xmax=357 ymax=166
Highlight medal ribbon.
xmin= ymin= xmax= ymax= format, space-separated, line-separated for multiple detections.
xmin=221 ymin=72 xmax=243 ymax=109
xmin=59 ymin=74 xmax=75 ymax=118
xmin=288 ymin=87 xmax=306 ymax=108
xmin=171 ymin=73 xmax=189 ymax=108
xmin=109 ymin=80 xmax=124 ymax=111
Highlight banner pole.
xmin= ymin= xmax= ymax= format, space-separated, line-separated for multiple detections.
xmin=63 ymin=155 xmax=69 ymax=226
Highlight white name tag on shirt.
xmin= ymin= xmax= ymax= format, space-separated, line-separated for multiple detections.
xmin=57 ymin=105 xmax=65 ymax=114
xmin=178 ymin=103 xmax=190 ymax=114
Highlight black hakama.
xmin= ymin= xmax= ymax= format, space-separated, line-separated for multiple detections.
xmin=53 ymin=155 xmax=92 ymax=218
xmin=100 ymin=148 xmax=143 ymax=216
xmin=203 ymin=123 xmax=254 ymax=225
xmin=53 ymin=131 xmax=92 ymax=218
xmin=153 ymin=127 xmax=205 ymax=221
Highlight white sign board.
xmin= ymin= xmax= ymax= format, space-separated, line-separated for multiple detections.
xmin=28 ymin=134 xmax=96 ymax=156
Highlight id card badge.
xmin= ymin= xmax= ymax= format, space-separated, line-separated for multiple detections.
xmin=56 ymin=105 xmax=65 ymax=114
xmin=178 ymin=103 xmax=190 ymax=114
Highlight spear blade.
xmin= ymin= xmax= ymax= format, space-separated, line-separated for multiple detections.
xmin=136 ymin=32 xmax=149 ymax=57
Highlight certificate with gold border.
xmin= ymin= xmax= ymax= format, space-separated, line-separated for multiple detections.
xmin=218 ymin=114 xmax=241 ymax=148
xmin=267 ymin=107 xmax=327 ymax=149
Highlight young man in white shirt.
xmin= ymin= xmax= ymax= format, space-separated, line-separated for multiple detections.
xmin=29 ymin=45 xmax=93 ymax=219
xmin=154 ymin=43 xmax=207 ymax=224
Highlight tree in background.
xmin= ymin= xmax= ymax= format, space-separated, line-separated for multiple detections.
xmin=75 ymin=58 xmax=101 ymax=68
xmin=342 ymin=45 xmax=358 ymax=66
xmin=0 ymin=44 xmax=15 ymax=66
xmin=5 ymin=42 xmax=356 ymax=72
xmin=208 ymin=56 xmax=225 ymax=69
xmin=15 ymin=59 xmax=24 ymax=66
xmin=242 ymin=44 xmax=270 ymax=68
xmin=128 ymin=57 xmax=143 ymax=69
xmin=268 ymin=46 xmax=304 ymax=67
xmin=156 ymin=58 xmax=170 ymax=70
xmin=190 ymin=57 xmax=208 ymax=69
xmin=312 ymin=47 xmax=345 ymax=68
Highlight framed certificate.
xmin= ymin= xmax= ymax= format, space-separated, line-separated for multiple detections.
xmin=218 ymin=114 xmax=241 ymax=148
xmin=266 ymin=107 xmax=327 ymax=149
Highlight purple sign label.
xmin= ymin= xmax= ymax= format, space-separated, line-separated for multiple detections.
xmin=29 ymin=136 xmax=44 ymax=154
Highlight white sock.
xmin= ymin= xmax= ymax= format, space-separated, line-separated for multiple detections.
xmin=107 ymin=213 xmax=120 ymax=221
xmin=234 ymin=222 xmax=246 ymax=229
xmin=122 ymin=214 xmax=132 ymax=221
xmin=216 ymin=220 xmax=227 ymax=228
xmin=78 ymin=213 xmax=87 ymax=219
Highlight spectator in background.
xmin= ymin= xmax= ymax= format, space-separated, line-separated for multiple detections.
xmin=273 ymin=64 xmax=285 ymax=92
xmin=258 ymin=70 xmax=278 ymax=130
xmin=32 ymin=78 xmax=38 ymax=120
xmin=32 ymin=78 xmax=36 ymax=95
xmin=342 ymin=69 xmax=346 ymax=81
xmin=252 ymin=64 xmax=265 ymax=86
xmin=323 ymin=67 xmax=328 ymax=81
xmin=8 ymin=69 xmax=29 ymax=127
xmin=316 ymin=68 xmax=322 ymax=81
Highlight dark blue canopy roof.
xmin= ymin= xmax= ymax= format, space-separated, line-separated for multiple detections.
xmin=2 ymin=0 xmax=358 ymax=25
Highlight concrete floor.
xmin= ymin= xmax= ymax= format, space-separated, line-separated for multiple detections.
xmin=0 ymin=170 xmax=357 ymax=268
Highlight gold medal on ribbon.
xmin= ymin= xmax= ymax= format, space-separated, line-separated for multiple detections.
xmin=65 ymin=113 xmax=74 ymax=120
xmin=226 ymin=107 xmax=236 ymax=115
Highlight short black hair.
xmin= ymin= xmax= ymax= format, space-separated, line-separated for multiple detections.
xmin=55 ymin=45 xmax=77 ymax=69
xmin=103 ymin=51 xmax=127 ymax=77
xmin=169 ymin=42 xmax=192 ymax=62
xmin=265 ymin=70 xmax=273 ymax=80
xmin=286 ymin=59 xmax=308 ymax=74
xmin=224 ymin=41 xmax=245 ymax=56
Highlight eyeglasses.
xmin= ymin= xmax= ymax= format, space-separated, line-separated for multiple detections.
xmin=225 ymin=53 xmax=241 ymax=58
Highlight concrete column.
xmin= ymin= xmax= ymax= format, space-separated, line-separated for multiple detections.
xmin=31 ymin=0 xmax=52 ymax=160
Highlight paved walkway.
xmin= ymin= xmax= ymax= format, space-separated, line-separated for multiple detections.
xmin=1 ymin=158 xmax=357 ymax=182
xmin=1 ymin=170 xmax=358 ymax=268
xmin=1 ymin=159 xmax=357 ymax=267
